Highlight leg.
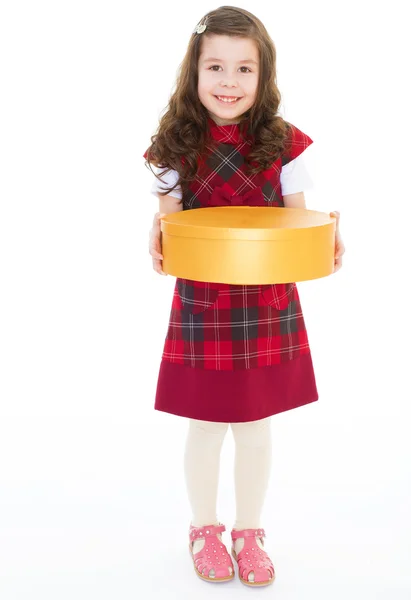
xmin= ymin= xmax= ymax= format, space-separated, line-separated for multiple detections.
xmin=231 ymin=417 xmax=272 ymax=582
xmin=184 ymin=418 xmax=232 ymax=577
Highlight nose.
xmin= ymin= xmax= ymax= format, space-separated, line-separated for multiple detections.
xmin=220 ymin=80 xmax=239 ymax=90
xmin=220 ymin=71 xmax=239 ymax=87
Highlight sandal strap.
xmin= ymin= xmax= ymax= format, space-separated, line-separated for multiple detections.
xmin=231 ymin=527 xmax=266 ymax=540
xmin=189 ymin=523 xmax=226 ymax=542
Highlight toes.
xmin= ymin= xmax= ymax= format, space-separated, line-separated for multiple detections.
xmin=214 ymin=566 xmax=231 ymax=578
xmin=248 ymin=569 xmax=272 ymax=583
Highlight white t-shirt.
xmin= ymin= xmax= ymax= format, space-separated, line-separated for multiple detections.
xmin=149 ymin=145 xmax=314 ymax=198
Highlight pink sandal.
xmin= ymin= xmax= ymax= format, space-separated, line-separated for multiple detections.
xmin=188 ymin=522 xmax=235 ymax=582
xmin=231 ymin=527 xmax=275 ymax=586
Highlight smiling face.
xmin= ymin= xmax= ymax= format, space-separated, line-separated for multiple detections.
xmin=197 ymin=34 xmax=259 ymax=125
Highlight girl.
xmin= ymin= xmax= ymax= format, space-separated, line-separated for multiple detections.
xmin=144 ymin=6 xmax=345 ymax=587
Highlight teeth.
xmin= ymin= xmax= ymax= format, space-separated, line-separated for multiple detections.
xmin=216 ymin=96 xmax=239 ymax=103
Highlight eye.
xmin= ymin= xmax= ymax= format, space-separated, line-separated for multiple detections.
xmin=208 ymin=65 xmax=252 ymax=73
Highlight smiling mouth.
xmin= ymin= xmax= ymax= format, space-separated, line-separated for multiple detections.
xmin=214 ymin=95 xmax=242 ymax=104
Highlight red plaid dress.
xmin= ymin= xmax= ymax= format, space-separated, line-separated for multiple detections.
xmin=144 ymin=117 xmax=318 ymax=422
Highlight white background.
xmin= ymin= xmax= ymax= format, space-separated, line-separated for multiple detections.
xmin=1 ymin=1 xmax=410 ymax=598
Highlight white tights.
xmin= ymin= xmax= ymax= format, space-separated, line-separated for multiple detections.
xmin=184 ymin=417 xmax=272 ymax=547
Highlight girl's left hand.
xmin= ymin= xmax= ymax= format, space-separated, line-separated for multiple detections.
xmin=330 ymin=210 xmax=345 ymax=273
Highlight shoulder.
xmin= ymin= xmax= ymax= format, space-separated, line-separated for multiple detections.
xmin=281 ymin=122 xmax=313 ymax=166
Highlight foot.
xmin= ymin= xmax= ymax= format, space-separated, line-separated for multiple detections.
xmin=231 ymin=527 xmax=275 ymax=585
xmin=190 ymin=523 xmax=234 ymax=579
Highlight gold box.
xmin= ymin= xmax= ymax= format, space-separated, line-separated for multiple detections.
xmin=161 ymin=206 xmax=336 ymax=284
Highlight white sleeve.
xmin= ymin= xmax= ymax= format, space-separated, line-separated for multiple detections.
xmin=280 ymin=146 xmax=314 ymax=195
xmin=150 ymin=167 xmax=182 ymax=199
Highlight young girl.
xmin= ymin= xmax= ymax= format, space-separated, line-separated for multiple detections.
xmin=144 ymin=6 xmax=345 ymax=587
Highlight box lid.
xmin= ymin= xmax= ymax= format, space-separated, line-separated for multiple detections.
xmin=161 ymin=206 xmax=334 ymax=241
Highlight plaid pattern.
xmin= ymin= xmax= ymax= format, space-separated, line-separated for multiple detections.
xmin=145 ymin=120 xmax=314 ymax=371
xmin=164 ymin=281 xmax=310 ymax=370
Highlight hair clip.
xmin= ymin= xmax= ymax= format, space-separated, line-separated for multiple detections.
xmin=194 ymin=17 xmax=208 ymax=34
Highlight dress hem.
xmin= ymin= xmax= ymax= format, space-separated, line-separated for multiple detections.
xmin=154 ymin=352 xmax=319 ymax=423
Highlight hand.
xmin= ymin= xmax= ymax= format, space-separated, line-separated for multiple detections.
xmin=149 ymin=212 xmax=167 ymax=275
xmin=330 ymin=210 xmax=345 ymax=273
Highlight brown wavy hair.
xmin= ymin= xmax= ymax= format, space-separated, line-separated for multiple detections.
xmin=144 ymin=6 xmax=292 ymax=199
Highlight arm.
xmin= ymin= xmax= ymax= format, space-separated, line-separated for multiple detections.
xmin=158 ymin=192 xmax=183 ymax=216
xmin=281 ymin=148 xmax=312 ymax=208
xmin=149 ymin=193 xmax=183 ymax=275
xmin=282 ymin=191 xmax=306 ymax=209
xmin=329 ymin=210 xmax=345 ymax=273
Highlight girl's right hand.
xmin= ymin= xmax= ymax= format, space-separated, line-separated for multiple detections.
xmin=149 ymin=212 xmax=167 ymax=275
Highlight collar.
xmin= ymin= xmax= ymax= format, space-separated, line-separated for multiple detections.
xmin=207 ymin=116 xmax=249 ymax=144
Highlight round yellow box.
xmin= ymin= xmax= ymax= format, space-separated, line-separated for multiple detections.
xmin=161 ymin=206 xmax=336 ymax=284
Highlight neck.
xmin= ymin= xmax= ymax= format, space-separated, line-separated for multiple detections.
xmin=209 ymin=115 xmax=243 ymax=126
